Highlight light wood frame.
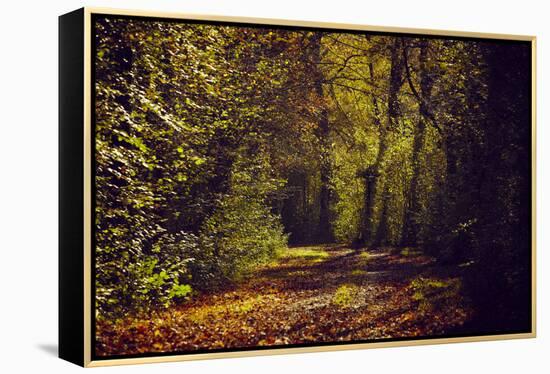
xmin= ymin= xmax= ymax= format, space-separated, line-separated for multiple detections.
xmin=58 ymin=7 xmax=536 ymax=367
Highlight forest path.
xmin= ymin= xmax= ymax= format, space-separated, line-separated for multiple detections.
xmin=96 ymin=245 xmax=473 ymax=356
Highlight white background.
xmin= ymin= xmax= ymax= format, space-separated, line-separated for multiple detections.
xmin=0 ymin=0 xmax=546 ymax=372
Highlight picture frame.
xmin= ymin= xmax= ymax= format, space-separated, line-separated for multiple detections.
xmin=59 ymin=7 xmax=536 ymax=367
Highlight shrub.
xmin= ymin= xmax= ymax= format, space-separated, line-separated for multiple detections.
xmin=96 ymin=231 xmax=196 ymax=319
xmin=193 ymin=151 xmax=288 ymax=285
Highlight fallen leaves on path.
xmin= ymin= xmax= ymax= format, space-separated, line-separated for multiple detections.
xmin=96 ymin=245 xmax=473 ymax=356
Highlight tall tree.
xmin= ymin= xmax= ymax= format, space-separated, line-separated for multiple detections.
xmin=371 ymin=38 xmax=405 ymax=247
xmin=360 ymin=61 xmax=383 ymax=243
xmin=310 ymin=33 xmax=333 ymax=243
xmin=401 ymin=38 xmax=435 ymax=246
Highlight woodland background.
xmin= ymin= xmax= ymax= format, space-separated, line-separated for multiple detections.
xmin=93 ymin=16 xmax=531 ymax=354
xmin=1 ymin=0 xmax=545 ymax=373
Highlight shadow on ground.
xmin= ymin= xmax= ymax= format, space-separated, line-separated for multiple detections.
xmin=257 ymin=245 xmax=435 ymax=292
xmin=36 ymin=343 xmax=58 ymax=357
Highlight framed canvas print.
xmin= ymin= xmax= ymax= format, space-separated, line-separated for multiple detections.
xmin=59 ymin=7 xmax=536 ymax=367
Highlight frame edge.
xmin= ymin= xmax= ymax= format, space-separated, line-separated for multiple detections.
xmin=59 ymin=7 xmax=85 ymax=367
xmin=80 ymin=6 xmax=537 ymax=367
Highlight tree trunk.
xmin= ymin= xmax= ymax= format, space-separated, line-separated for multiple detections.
xmin=361 ymin=62 xmax=383 ymax=243
xmin=372 ymin=38 xmax=404 ymax=247
xmin=401 ymin=39 xmax=434 ymax=246
xmin=311 ymin=33 xmax=333 ymax=243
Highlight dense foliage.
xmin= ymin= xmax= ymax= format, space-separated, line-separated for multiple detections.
xmin=94 ymin=16 xmax=531 ymax=334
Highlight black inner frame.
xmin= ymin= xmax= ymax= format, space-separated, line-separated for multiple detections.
xmin=90 ymin=12 xmax=533 ymax=361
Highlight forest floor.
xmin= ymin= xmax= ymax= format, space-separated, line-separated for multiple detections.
xmin=96 ymin=245 xmax=474 ymax=356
